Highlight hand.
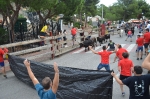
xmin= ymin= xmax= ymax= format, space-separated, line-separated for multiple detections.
xmin=53 ymin=62 xmax=59 ymax=73
xmin=89 ymin=46 xmax=92 ymax=49
xmin=24 ymin=59 xmax=30 ymax=68
xmin=111 ymin=72 xmax=116 ymax=77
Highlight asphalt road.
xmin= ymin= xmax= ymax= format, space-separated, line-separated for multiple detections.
xmin=0 ymin=27 xmax=148 ymax=99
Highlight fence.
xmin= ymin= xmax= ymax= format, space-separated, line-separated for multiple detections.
xmin=0 ymin=27 xmax=117 ymax=62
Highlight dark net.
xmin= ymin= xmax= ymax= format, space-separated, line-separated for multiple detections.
xmin=9 ymin=55 xmax=113 ymax=99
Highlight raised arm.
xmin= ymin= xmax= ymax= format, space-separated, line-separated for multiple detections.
xmin=89 ymin=46 xmax=98 ymax=54
xmin=142 ymin=53 xmax=150 ymax=70
xmin=52 ymin=62 xmax=59 ymax=94
xmin=111 ymin=72 xmax=124 ymax=85
xmin=24 ymin=59 xmax=39 ymax=85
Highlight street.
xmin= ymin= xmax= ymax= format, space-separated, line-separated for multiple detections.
xmin=0 ymin=27 xmax=148 ymax=99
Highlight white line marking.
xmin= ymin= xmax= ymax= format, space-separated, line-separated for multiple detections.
xmin=86 ymin=46 xmax=101 ymax=53
xmin=73 ymin=48 xmax=85 ymax=53
xmin=121 ymin=44 xmax=126 ymax=48
xmin=126 ymin=44 xmax=136 ymax=52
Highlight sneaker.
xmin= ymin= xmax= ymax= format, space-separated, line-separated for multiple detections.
xmin=3 ymin=75 xmax=7 ymax=79
xmin=122 ymin=92 xmax=125 ymax=96
xmin=137 ymin=58 xmax=139 ymax=60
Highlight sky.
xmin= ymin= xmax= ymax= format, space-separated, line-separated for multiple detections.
xmin=99 ymin=0 xmax=150 ymax=7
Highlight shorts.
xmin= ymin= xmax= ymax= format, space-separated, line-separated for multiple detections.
xmin=144 ymin=43 xmax=149 ymax=49
xmin=97 ymin=63 xmax=110 ymax=71
xmin=72 ymin=34 xmax=76 ymax=39
xmin=57 ymin=37 xmax=62 ymax=41
xmin=40 ymin=32 xmax=47 ymax=36
xmin=120 ymin=75 xmax=130 ymax=80
xmin=0 ymin=62 xmax=4 ymax=67
xmin=127 ymin=34 xmax=132 ymax=38
xmin=137 ymin=46 xmax=143 ymax=52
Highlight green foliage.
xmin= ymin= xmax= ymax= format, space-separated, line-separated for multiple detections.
xmin=18 ymin=14 xmax=25 ymax=18
xmin=0 ymin=27 xmax=9 ymax=45
xmin=97 ymin=0 xmax=150 ymax=21
xmin=73 ymin=22 xmax=83 ymax=28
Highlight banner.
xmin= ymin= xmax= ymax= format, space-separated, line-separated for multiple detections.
xmin=9 ymin=55 xmax=113 ymax=99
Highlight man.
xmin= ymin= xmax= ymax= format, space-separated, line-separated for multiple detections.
xmin=89 ymin=45 xmax=115 ymax=71
xmin=39 ymin=23 xmax=50 ymax=45
xmin=113 ymin=44 xmax=128 ymax=63
xmin=71 ymin=27 xmax=77 ymax=46
xmin=118 ymin=52 xmax=133 ymax=96
xmin=136 ymin=34 xmax=144 ymax=60
xmin=106 ymin=40 xmax=116 ymax=51
xmin=24 ymin=59 xmax=59 ymax=99
xmin=146 ymin=21 xmax=150 ymax=32
xmin=143 ymin=28 xmax=150 ymax=55
xmin=0 ymin=48 xmax=7 ymax=78
xmin=39 ymin=23 xmax=50 ymax=39
xmin=125 ymin=29 xmax=132 ymax=42
xmin=112 ymin=65 xmax=150 ymax=99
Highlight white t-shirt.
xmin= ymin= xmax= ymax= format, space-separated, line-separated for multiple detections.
xmin=146 ymin=24 xmax=150 ymax=31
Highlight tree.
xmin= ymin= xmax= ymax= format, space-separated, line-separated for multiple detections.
xmin=137 ymin=0 xmax=150 ymax=19
xmin=96 ymin=0 xmax=150 ymax=21
xmin=0 ymin=0 xmax=26 ymax=43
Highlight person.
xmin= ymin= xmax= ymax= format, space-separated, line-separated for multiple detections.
xmin=113 ymin=44 xmax=128 ymax=63
xmin=125 ymin=29 xmax=132 ymax=42
xmin=117 ymin=52 xmax=134 ymax=96
xmin=63 ymin=29 xmax=68 ymax=47
xmin=112 ymin=65 xmax=150 ymax=99
xmin=71 ymin=27 xmax=77 ymax=46
xmin=146 ymin=21 xmax=150 ymax=32
xmin=89 ymin=45 xmax=116 ymax=71
xmin=106 ymin=40 xmax=116 ymax=51
xmin=136 ymin=35 xmax=144 ymax=60
xmin=0 ymin=48 xmax=7 ymax=78
xmin=24 ymin=59 xmax=59 ymax=99
xmin=39 ymin=23 xmax=50 ymax=45
xmin=143 ymin=28 xmax=150 ymax=55
xmin=57 ymin=30 xmax=62 ymax=42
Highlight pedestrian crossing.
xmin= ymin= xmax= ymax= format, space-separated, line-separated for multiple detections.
xmin=71 ymin=44 xmax=137 ymax=54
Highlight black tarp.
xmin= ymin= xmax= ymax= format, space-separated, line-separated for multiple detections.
xmin=9 ymin=55 xmax=113 ymax=99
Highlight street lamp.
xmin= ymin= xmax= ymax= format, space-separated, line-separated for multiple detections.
xmin=59 ymin=14 xmax=64 ymax=31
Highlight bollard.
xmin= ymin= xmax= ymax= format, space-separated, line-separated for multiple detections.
xmin=49 ymin=31 xmax=54 ymax=59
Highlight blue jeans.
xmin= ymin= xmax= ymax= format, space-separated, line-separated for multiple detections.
xmin=0 ymin=62 xmax=4 ymax=67
xmin=97 ymin=63 xmax=110 ymax=71
xmin=137 ymin=46 xmax=143 ymax=52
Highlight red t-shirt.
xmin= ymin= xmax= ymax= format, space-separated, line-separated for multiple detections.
xmin=118 ymin=58 xmax=133 ymax=76
xmin=0 ymin=48 xmax=5 ymax=62
xmin=144 ymin=32 xmax=150 ymax=43
xmin=71 ymin=28 xmax=76 ymax=35
xmin=98 ymin=50 xmax=112 ymax=64
xmin=128 ymin=31 xmax=132 ymax=35
xmin=136 ymin=37 xmax=144 ymax=46
xmin=116 ymin=48 xmax=128 ymax=60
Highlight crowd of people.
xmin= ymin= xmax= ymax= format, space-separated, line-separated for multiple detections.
xmin=1 ymin=20 xmax=150 ymax=99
